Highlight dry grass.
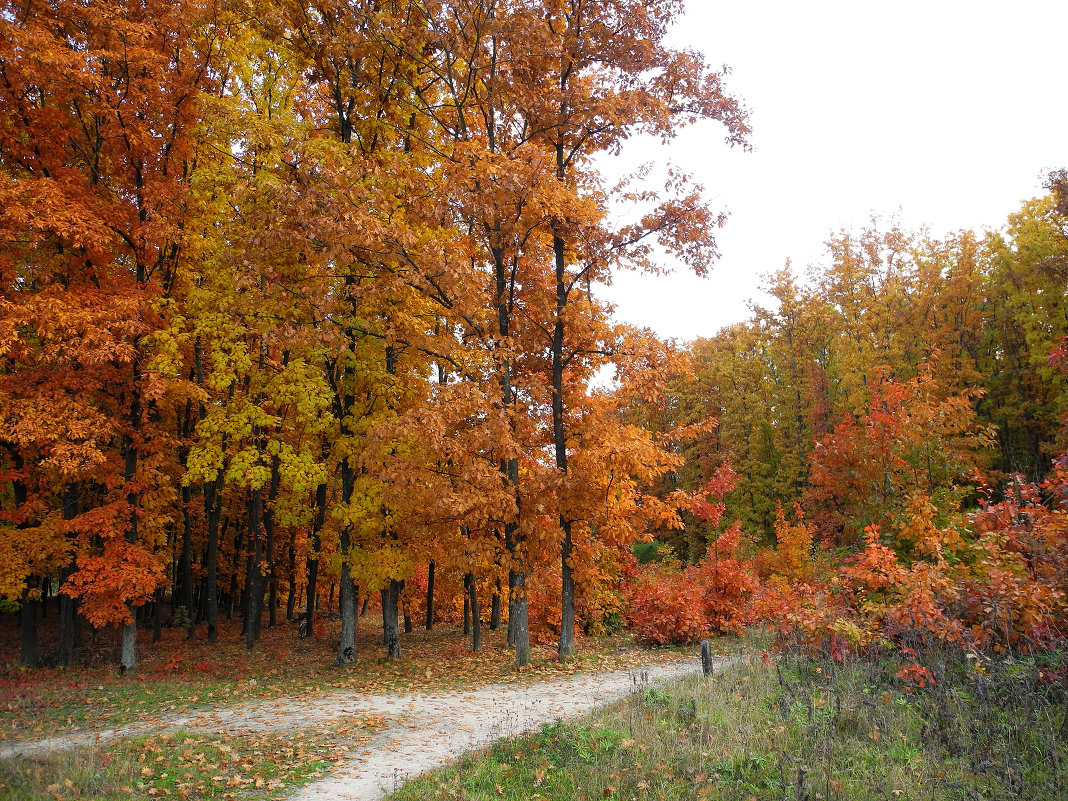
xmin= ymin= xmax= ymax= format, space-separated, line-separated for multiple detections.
xmin=389 ymin=646 xmax=1068 ymax=800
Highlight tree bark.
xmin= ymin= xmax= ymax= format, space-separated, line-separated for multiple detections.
xmin=57 ymin=564 xmax=77 ymax=665
xmin=196 ymin=342 xmax=221 ymax=643
xmin=11 ymin=452 xmax=37 ymax=667
xmin=381 ymin=581 xmax=402 ymax=659
xmin=492 ymin=222 xmax=527 ymax=666
xmin=463 ymin=574 xmax=471 ymax=636
xmin=263 ymin=453 xmax=280 ymax=629
xmin=57 ymin=484 xmax=80 ymax=665
xmin=552 ymin=219 xmax=575 ymax=659
xmin=120 ymin=357 xmax=142 ymax=676
xmin=336 ymin=462 xmax=358 ymax=665
xmin=559 ymin=520 xmax=575 ymax=658
xmin=468 ymin=573 xmax=481 ymax=651
xmin=511 ymin=569 xmax=529 ymax=666
xmin=151 ymin=586 xmax=163 ymax=643
xmin=490 ymin=578 xmax=502 ymax=630
xmin=120 ymin=620 xmax=137 ymax=675
xmin=400 ymin=581 xmax=412 ymax=634
xmin=179 ymin=482 xmax=195 ymax=639
xmin=285 ymin=529 xmax=296 ymax=622
xmin=335 ymin=568 xmax=356 ymax=665
xmin=19 ymin=579 xmax=39 ymax=668
xmin=304 ymin=478 xmax=326 ymax=639
xmin=507 ymin=568 xmax=516 ymax=647
xmin=204 ymin=480 xmax=220 ymax=643
xmin=245 ymin=486 xmax=264 ymax=650
xmin=425 ymin=560 xmax=435 ymax=630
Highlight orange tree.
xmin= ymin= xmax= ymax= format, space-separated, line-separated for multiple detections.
xmin=0 ymin=0 xmax=213 ymax=672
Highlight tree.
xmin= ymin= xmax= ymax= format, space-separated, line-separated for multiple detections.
xmin=0 ymin=0 xmax=212 ymax=673
xmin=810 ymin=362 xmax=994 ymax=548
xmin=501 ymin=0 xmax=750 ymax=657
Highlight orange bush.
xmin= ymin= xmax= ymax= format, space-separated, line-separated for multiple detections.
xmin=627 ymin=524 xmax=756 ymax=645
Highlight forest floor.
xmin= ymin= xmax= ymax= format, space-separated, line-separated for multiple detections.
xmin=0 ymin=615 xmax=723 ymax=742
xmin=0 ymin=616 xmax=749 ymax=800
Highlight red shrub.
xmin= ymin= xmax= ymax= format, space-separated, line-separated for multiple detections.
xmin=626 ymin=525 xmax=756 ymax=645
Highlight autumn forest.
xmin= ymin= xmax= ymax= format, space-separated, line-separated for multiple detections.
xmin=2 ymin=0 xmax=1066 ymax=696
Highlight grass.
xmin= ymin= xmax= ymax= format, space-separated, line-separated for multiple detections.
xmin=388 ymin=646 xmax=1068 ymax=800
xmin=0 ymin=719 xmax=379 ymax=800
xmin=1 ymin=614 xmax=722 ymax=743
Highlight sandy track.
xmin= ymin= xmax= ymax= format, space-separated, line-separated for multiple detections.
xmin=289 ymin=659 xmax=725 ymax=800
xmin=2 ymin=657 xmax=731 ymax=799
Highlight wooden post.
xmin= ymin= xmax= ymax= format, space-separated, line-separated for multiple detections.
xmin=700 ymin=640 xmax=714 ymax=676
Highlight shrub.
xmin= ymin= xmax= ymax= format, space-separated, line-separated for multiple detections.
xmin=627 ymin=524 xmax=756 ymax=645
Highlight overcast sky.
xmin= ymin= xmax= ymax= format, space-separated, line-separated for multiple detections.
xmin=598 ymin=0 xmax=1068 ymax=342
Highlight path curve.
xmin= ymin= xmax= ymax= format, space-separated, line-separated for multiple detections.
xmin=1 ymin=657 xmax=734 ymax=800
xmin=291 ymin=658 xmax=727 ymax=801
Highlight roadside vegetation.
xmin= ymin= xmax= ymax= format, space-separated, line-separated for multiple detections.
xmin=391 ymin=644 xmax=1068 ymax=801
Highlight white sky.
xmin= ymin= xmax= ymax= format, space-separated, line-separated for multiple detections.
xmin=598 ymin=0 xmax=1068 ymax=342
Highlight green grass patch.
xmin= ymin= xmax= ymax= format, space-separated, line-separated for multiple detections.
xmin=389 ymin=650 xmax=1068 ymax=800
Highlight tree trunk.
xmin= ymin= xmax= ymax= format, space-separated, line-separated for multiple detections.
xmin=468 ymin=573 xmax=481 ymax=651
xmin=241 ymin=544 xmax=253 ymax=634
xmin=382 ymin=580 xmax=402 ymax=660
xmin=179 ymin=483 xmax=195 ymax=639
xmin=425 ymin=560 xmax=435 ymax=630
xmin=401 ymin=582 xmax=412 ymax=634
xmin=246 ymin=486 xmax=264 ymax=650
xmin=120 ymin=620 xmax=137 ymax=675
xmin=335 ymin=567 xmax=356 ymax=666
xmin=506 ymin=521 xmax=530 ymax=665
xmin=490 ymin=578 xmax=502 ymax=630
xmin=507 ymin=569 xmax=516 ymax=647
xmin=227 ymin=546 xmax=238 ymax=620
xmin=197 ymin=343 xmax=221 ymax=643
xmin=463 ymin=574 xmax=471 ymax=636
xmin=492 ymin=232 xmax=526 ymax=666
xmin=57 ymin=484 xmax=80 ymax=665
xmin=268 ymin=572 xmax=278 ymax=627
xmin=511 ymin=569 xmax=529 ymax=666
xmin=559 ymin=520 xmax=575 ymax=658
xmin=12 ymin=453 xmax=37 ymax=667
xmin=19 ymin=579 xmax=39 ymax=668
xmin=305 ymin=478 xmax=326 ymax=639
xmin=336 ymin=463 xmax=358 ymax=665
xmin=260 ymin=453 xmax=280 ymax=631
xmin=205 ymin=480 xmax=220 ymax=643
xmin=551 ymin=217 xmax=575 ymax=659
xmin=285 ymin=529 xmax=296 ymax=622
xmin=57 ymin=567 xmax=77 ymax=665
xmin=152 ymin=586 xmax=163 ymax=643
xmin=121 ymin=356 xmax=142 ymax=676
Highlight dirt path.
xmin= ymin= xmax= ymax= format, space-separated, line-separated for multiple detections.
xmin=1 ymin=657 xmax=732 ymax=799
xmin=290 ymin=658 xmax=729 ymax=800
